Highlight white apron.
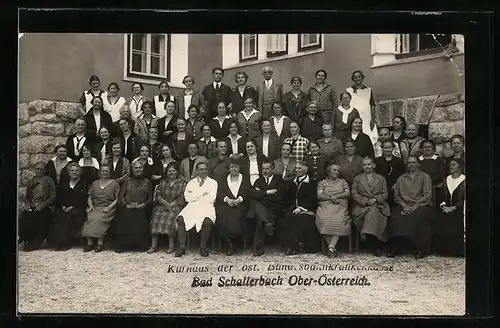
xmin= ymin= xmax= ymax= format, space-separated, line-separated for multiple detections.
xmin=103 ymin=96 xmax=126 ymax=122
xmin=154 ymin=94 xmax=175 ymax=119
xmin=346 ymin=86 xmax=379 ymax=144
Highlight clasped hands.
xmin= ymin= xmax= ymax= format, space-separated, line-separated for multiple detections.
xmin=225 ymin=197 xmax=242 ymax=207
xmin=292 ymin=206 xmax=308 ymax=215
xmin=401 ymin=205 xmax=416 ymax=216
xmin=125 ymin=202 xmax=146 ymax=209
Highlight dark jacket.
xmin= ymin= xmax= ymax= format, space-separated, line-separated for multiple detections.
xmin=255 ymin=134 xmax=280 ymax=162
xmin=119 ymin=132 xmax=141 ymax=163
xmin=202 ymin=83 xmax=232 ymax=120
xmin=209 ymin=117 xmax=234 ymax=140
xmin=229 ymin=85 xmax=258 ymax=115
xmin=157 ymin=115 xmax=178 ymax=144
xmin=251 ymin=174 xmax=284 ymax=213
xmin=240 ymin=153 xmax=269 ymax=178
xmin=83 ymin=109 xmax=115 ymax=142
xmin=65 ymin=133 xmax=91 ymax=161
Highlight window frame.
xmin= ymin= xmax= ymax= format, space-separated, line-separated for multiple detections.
xmin=298 ymin=33 xmax=322 ymax=51
xmin=266 ymin=34 xmax=288 ymax=58
xmin=126 ymin=33 xmax=171 ymax=82
xmin=239 ymin=34 xmax=259 ymax=62
xmin=395 ymin=33 xmax=453 ymax=59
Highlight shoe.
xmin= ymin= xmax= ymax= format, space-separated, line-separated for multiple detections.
xmin=253 ymin=249 xmax=264 ymax=257
xmin=94 ymin=245 xmax=103 ymax=253
xmin=374 ymin=248 xmax=385 ymax=257
xmin=114 ymin=248 xmax=124 ymax=253
xmin=146 ymin=247 xmax=157 ymax=254
xmin=200 ymin=249 xmax=209 ymax=257
xmin=360 ymin=233 xmax=368 ymax=243
xmin=166 ymin=246 xmax=175 ymax=254
xmin=226 ymin=241 xmax=235 ymax=256
xmin=386 ymin=249 xmax=397 ymax=258
xmin=83 ymin=245 xmax=94 ymax=252
xmin=174 ymin=248 xmax=185 ymax=257
xmin=285 ymin=248 xmax=295 ymax=256
xmin=59 ymin=245 xmax=71 ymax=251
xmin=326 ymin=248 xmax=334 ymax=258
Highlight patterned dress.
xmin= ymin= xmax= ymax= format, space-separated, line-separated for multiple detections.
xmin=150 ymin=178 xmax=187 ymax=235
xmin=308 ymin=84 xmax=338 ymax=123
xmin=315 ymin=178 xmax=350 ymax=236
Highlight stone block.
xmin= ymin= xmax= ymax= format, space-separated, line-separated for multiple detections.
xmin=376 ymin=101 xmax=392 ymax=127
xmin=428 ymin=120 xmax=465 ymax=144
xmin=440 ymin=141 xmax=454 ymax=158
xmin=435 ymin=93 xmax=461 ymax=107
xmin=29 ymin=113 xmax=59 ymax=123
xmin=30 ymin=153 xmax=55 ymax=166
xmin=18 ymin=154 xmax=30 ymax=169
xmin=29 ymin=100 xmax=56 ymax=114
xmin=19 ymin=123 xmax=32 ymax=138
xmin=18 ymin=136 xmax=56 ymax=154
xmin=20 ymin=169 xmax=36 ymax=187
xmin=405 ymin=97 xmax=421 ymax=124
xmin=55 ymin=102 xmax=83 ymax=122
xmin=459 ymin=93 xmax=465 ymax=102
xmin=446 ymin=103 xmax=465 ymax=121
xmin=32 ymin=122 xmax=65 ymax=136
xmin=392 ymin=99 xmax=407 ymax=118
xmin=65 ymin=122 xmax=77 ymax=135
xmin=18 ymin=103 xmax=30 ymax=125
xmin=54 ymin=137 xmax=68 ymax=147
xmin=430 ymin=106 xmax=448 ymax=123
xmin=417 ymin=95 xmax=439 ymax=124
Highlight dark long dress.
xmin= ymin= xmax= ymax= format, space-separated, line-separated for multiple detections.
xmin=419 ymin=155 xmax=447 ymax=204
xmin=47 ymin=179 xmax=87 ymax=248
xmin=111 ymin=177 xmax=153 ymax=250
xmin=374 ymin=156 xmax=406 ymax=205
xmin=215 ymin=174 xmax=251 ymax=239
xmin=79 ymin=159 xmax=100 ymax=190
xmin=305 ymin=154 xmax=327 ymax=183
xmin=351 ymin=132 xmax=375 ymax=159
xmin=19 ymin=176 xmax=56 ymax=246
xmin=282 ymin=176 xmax=320 ymax=253
xmin=432 ymin=175 xmax=465 ymax=257
xmin=389 ymin=171 xmax=435 ymax=253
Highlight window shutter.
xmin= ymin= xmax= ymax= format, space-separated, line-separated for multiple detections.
xmin=395 ymin=34 xmax=401 ymax=54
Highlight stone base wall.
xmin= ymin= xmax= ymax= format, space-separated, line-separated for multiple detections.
xmin=375 ymin=93 xmax=465 ymax=156
xmin=18 ymin=100 xmax=84 ymax=206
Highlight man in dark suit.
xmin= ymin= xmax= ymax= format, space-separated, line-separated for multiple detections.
xmin=255 ymin=120 xmax=280 ymax=162
xmin=65 ymin=118 xmax=90 ymax=161
xmin=255 ymin=66 xmax=284 ymax=121
xmin=83 ymin=96 xmax=114 ymax=146
xmin=251 ymin=161 xmax=284 ymax=256
xmin=117 ymin=118 xmax=141 ymax=163
xmin=201 ymin=67 xmax=231 ymax=122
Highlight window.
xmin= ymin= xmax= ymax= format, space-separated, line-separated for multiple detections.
xmin=126 ymin=33 xmax=170 ymax=81
xmin=239 ymin=34 xmax=258 ymax=62
xmin=395 ymin=34 xmax=454 ymax=58
xmin=266 ymin=34 xmax=288 ymax=58
xmin=298 ymin=33 xmax=322 ymax=51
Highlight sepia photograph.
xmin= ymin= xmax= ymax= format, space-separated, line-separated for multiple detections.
xmin=17 ymin=32 xmax=466 ymax=316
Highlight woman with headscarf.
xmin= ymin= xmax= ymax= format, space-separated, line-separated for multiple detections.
xmin=47 ymin=163 xmax=87 ymax=251
xmin=81 ymin=165 xmax=120 ymax=252
xmin=19 ymin=162 xmax=56 ymax=251
xmin=111 ymin=160 xmax=153 ymax=252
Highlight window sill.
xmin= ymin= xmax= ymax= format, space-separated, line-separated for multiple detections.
xmin=223 ymin=48 xmax=325 ymax=70
xmin=371 ymin=51 xmax=464 ymax=69
xmin=122 ymin=75 xmax=185 ymax=89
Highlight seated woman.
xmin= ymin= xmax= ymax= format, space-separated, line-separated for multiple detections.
xmin=315 ymin=163 xmax=350 ymax=258
xmin=209 ymin=101 xmax=233 ymax=140
xmin=305 ymin=141 xmax=327 ymax=183
xmin=47 ymin=163 xmax=87 ymax=251
xmin=111 ymin=161 xmax=153 ymax=252
xmin=207 ymin=140 xmax=231 ymax=182
xmin=224 ymin=121 xmax=246 ymax=158
xmin=78 ymin=144 xmax=100 ymax=190
xmin=148 ymin=162 xmax=186 ymax=254
xmin=197 ymin=124 xmax=218 ymax=159
xmin=349 ymin=117 xmax=375 ymax=158
xmin=108 ymin=139 xmax=130 ymax=185
xmin=282 ymin=161 xmax=320 ymax=255
xmin=146 ymin=127 xmax=164 ymax=161
xmin=19 ymin=162 xmax=56 ymax=251
xmin=387 ymin=155 xmax=435 ymax=259
xmin=274 ymin=143 xmax=296 ymax=182
xmin=45 ymin=145 xmax=72 ymax=186
xmin=132 ymin=145 xmax=163 ymax=187
xmin=81 ymin=165 xmax=120 ymax=253
xmin=168 ymin=118 xmax=193 ymax=161
xmin=419 ymin=139 xmax=447 ymax=204
xmin=159 ymin=144 xmax=177 ymax=178
xmin=134 ymin=101 xmax=159 ymax=143
xmin=215 ymin=158 xmax=252 ymax=255
xmin=399 ymin=123 xmax=425 ymax=163
xmin=432 ymin=158 xmax=465 ymax=257
xmin=240 ymin=139 xmax=268 ymax=186
xmin=335 ymin=139 xmax=364 ymax=187
xmin=352 ymin=157 xmax=391 ymax=256
xmin=374 ymin=140 xmax=406 ymax=205
xmin=92 ymin=126 xmax=113 ymax=165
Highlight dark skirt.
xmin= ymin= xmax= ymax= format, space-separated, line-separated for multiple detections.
xmin=19 ymin=208 xmax=53 ymax=245
xmin=282 ymin=212 xmax=321 ymax=253
xmin=110 ymin=207 xmax=150 ymax=249
xmin=389 ymin=205 xmax=436 ymax=253
xmin=215 ymin=204 xmax=246 ymax=239
xmin=47 ymin=208 xmax=86 ymax=247
xmin=432 ymin=210 xmax=465 ymax=257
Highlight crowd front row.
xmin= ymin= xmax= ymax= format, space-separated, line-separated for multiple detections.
xmin=19 ymin=139 xmax=465 ymax=259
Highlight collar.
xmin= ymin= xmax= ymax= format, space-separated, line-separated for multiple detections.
xmin=265 ymin=78 xmax=273 ymax=84
xmin=213 ymin=115 xmax=231 ymax=121
xmin=78 ymin=157 xmax=100 ymax=170
xmin=351 ymin=84 xmax=368 ymax=91
xmin=202 ymin=136 xmax=217 ymax=143
xmin=264 ymin=174 xmax=274 ymax=181
xmin=242 ymin=108 xmax=259 ymax=118
xmin=230 ymin=134 xmax=243 ymax=141
xmin=122 ymin=130 xmax=132 ymax=138
xmin=86 ymin=89 xmax=105 ymax=95
xmin=270 ymin=115 xmax=287 ymax=121
xmin=403 ymin=170 xmax=423 ymax=178
xmin=133 ymin=157 xmax=153 ymax=165
xmin=140 ymin=114 xmax=156 ymax=120
xmin=197 ymin=176 xmax=206 ymax=184
xmin=51 ymin=157 xmax=72 ymax=164
xmin=447 ymin=174 xmax=465 ymax=185
xmin=419 ymin=154 xmax=438 ymax=160
xmin=294 ymin=175 xmax=310 ymax=184
xmin=213 ymin=81 xmax=222 ymax=88
xmin=338 ymin=105 xmax=354 ymax=112
xmin=158 ymin=93 xmax=172 ymax=101
xmin=313 ymin=83 xmax=330 ymax=90
xmin=227 ymin=173 xmax=243 ymax=184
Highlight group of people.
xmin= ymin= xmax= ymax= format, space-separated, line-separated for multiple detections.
xmin=18 ymin=66 xmax=466 ymax=259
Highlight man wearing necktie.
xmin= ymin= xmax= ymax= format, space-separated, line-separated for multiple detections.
xmin=65 ymin=118 xmax=89 ymax=161
xmin=251 ymin=161 xmax=284 ymax=256
xmin=256 ymin=66 xmax=284 ymax=121
xmin=202 ymin=67 xmax=231 ymax=122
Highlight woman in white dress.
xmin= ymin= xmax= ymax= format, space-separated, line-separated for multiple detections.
xmin=102 ymin=82 xmax=126 ymax=122
xmin=153 ymin=80 xmax=175 ymax=119
xmin=346 ymin=70 xmax=379 ymax=145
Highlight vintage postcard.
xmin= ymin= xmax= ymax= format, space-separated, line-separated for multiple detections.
xmin=18 ymin=32 xmax=465 ymax=316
